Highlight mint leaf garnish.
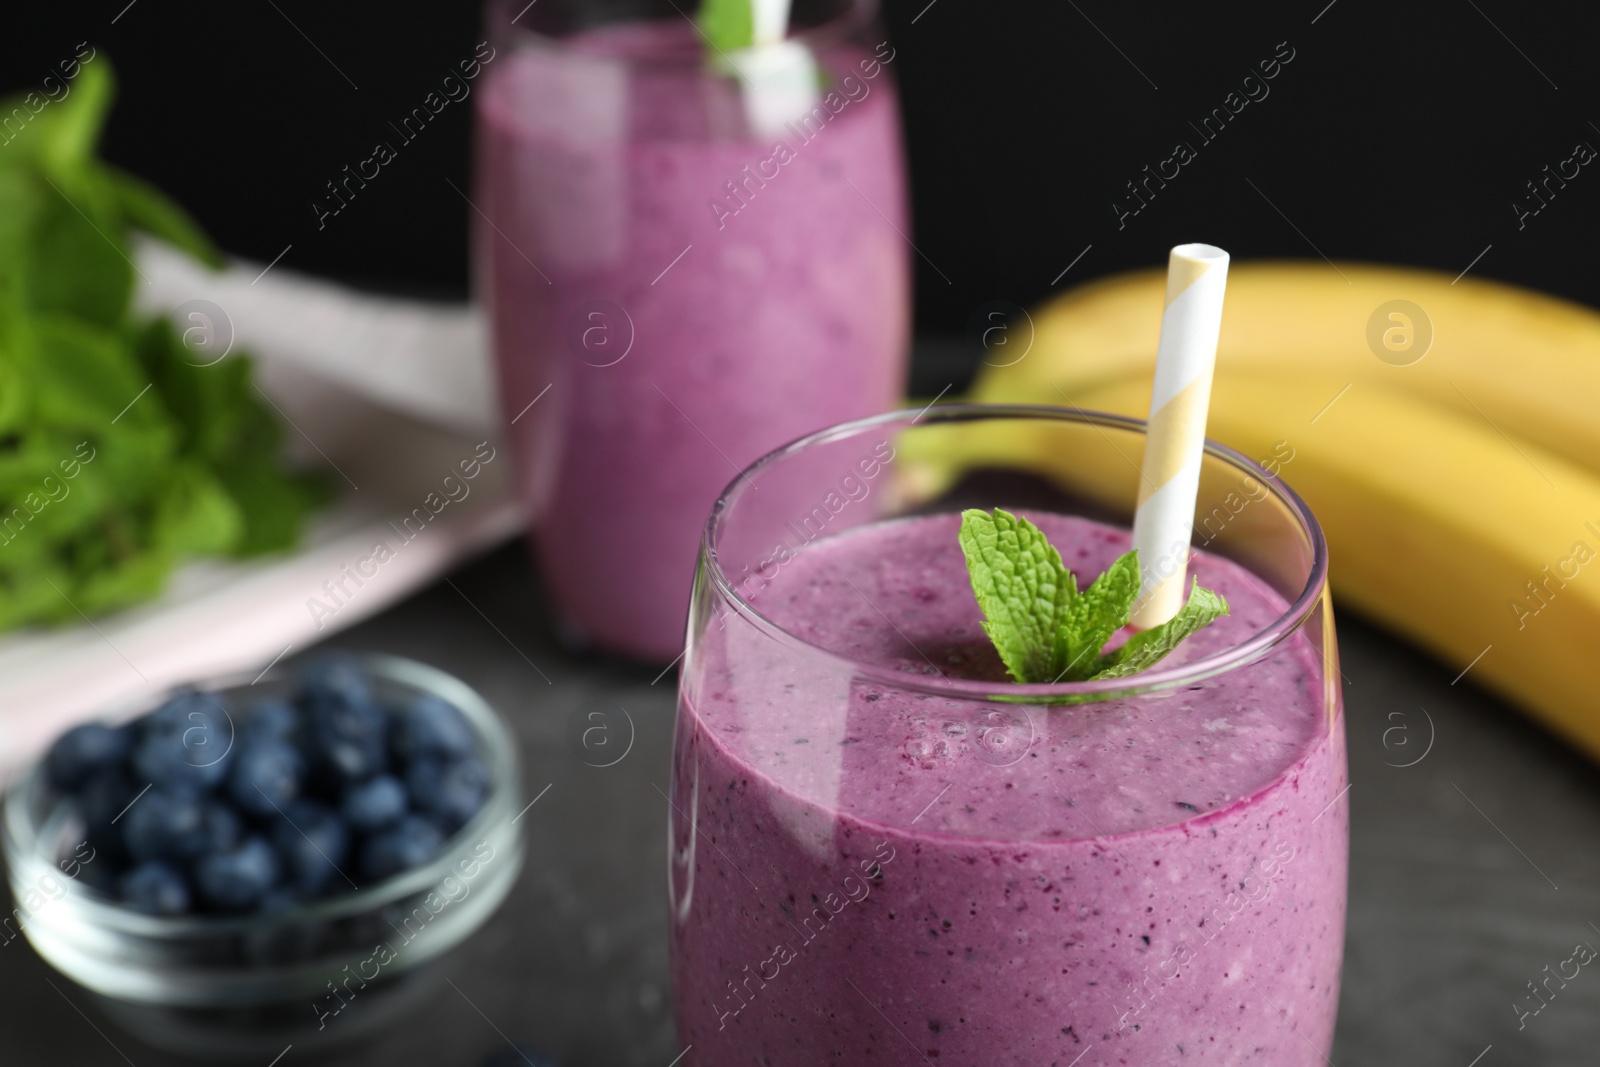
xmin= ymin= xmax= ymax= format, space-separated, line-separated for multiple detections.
xmin=698 ymin=0 xmax=756 ymax=54
xmin=1089 ymin=579 xmax=1230 ymax=679
xmin=958 ymin=508 xmax=1075 ymax=685
xmin=1059 ymin=549 xmax=1140 ymax=680
xmin=958 ymin=509 xmax=1230 ymax=685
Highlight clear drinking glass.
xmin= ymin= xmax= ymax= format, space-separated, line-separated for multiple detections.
xmin=670 ymin=405 xmax=1347 ymax=1065
xmin=475 ymin=0 xmax=910 ymax=662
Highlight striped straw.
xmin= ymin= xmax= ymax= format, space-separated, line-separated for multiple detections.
xmin=727 ymin=0 xmax=815 ymax=139
xmin=751 ymin=0 xmax=794 ymax=45
xmin=1129 ymin=243 xmax=1231 ymax=628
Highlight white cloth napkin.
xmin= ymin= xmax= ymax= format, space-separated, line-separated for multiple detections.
xmin=135 ymin=239 xmax=500 ymax=436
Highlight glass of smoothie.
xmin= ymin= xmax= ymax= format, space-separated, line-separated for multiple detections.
xmin=670 ymin=404 xmax=1347 ymax=1064
xmin=475 ymin=0 xmax=910 ymax=661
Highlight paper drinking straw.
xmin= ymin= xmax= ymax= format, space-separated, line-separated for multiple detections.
xmin=1129 ymin=243 xmax=1231 ymax=629
xmin=726 ymin=0 xmax=818 ymax=139
xmin=751 ymin=0 xmax=793 ymax=45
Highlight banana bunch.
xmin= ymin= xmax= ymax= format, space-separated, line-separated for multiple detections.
xmin=955 ymin=262 xmax=1600 ymax=759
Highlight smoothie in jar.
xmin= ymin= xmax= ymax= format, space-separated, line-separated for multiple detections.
xmin=476 ymin=0 xmax=910 ymax=661
xmin=669 ymin=412 xmax=1348 ymax=1065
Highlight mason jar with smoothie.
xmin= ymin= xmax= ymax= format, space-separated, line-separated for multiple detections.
xmin=476 ymin=0 xmax=909 ymax=661
xmin=669 ymin=404 xmax=1348 ymax=1064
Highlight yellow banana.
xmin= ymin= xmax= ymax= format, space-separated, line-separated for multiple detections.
xmin=973 ymin=262 xmax=1600 ymax=475
xmin=977 ymin=372 xmax=1600 ymax=760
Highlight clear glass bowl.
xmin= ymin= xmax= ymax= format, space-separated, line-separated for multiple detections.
xmin=2 ymin=654 xmax=524 ymax=1058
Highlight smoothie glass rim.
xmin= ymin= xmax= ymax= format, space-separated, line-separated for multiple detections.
xmin=699 ymin=402 xmax=1330 ymax=703
xmin=484 ymin=0 xmax=881 ymax=58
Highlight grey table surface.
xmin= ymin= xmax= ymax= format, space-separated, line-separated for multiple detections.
xmin=4 ymin=543 xmax=1598 ymax=1066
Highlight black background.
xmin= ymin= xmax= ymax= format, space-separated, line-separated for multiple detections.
xmin=3 ymin=0 xmax=1597 ymax=341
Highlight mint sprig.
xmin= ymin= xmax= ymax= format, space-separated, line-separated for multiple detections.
xmin=1090 ymin=582 xmax=1230 ymax=679
xmin=698 ymin=0 xmax=756 ymax=54
xmin=0 ymin=58 xmax=323 ymax=629
xmin=958 ymin=509 xmax=1229 ymax=685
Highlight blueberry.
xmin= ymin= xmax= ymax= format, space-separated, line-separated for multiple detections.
xmin=122 ymin=789 xmax=207 ymax=862
xmin=360 ymin=814 xmax=444 ymax=881
xmin=269 ymin=801 xmax=350 ymax=896
xmin=132 ymin=691 xmax=235 ymax=791
xmin=297 ymin=655 xmax=374 ymax=715
xmin=227 ymin=739 xmax=304 ymax=816
xmin=45 ymin=722 xmax=133 ymax=792
xmin=195 ymin=836 xmax=280 ymax=911
xmin=295 ymin=656 xmax=390 ymax=781
xmin=78 ymin=769 xmax=139 ymax=841
xmin=140 ymin=690 xmax=201 ymax=734
xmin=315 ymin=729 xmax=387 ymax=783
xmin=120 ymin=862 xmax=191 ymax=915
xmin=341 ymin=775 xmax=407 ymax=832
xmin=303 ymin=698 xmax=388 ymax=784
xmin=392 ymin=695 xmax=475 ymax=762
xmin=407 ymin=757 xmax=488 ymax=832
xmin=197 ymin=801 xmax=243 ymax=854
xmin=240 ymin=698 xmax=298 ymax=743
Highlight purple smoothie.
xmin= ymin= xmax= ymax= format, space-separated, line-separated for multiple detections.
xmin=476 ymin=17 xmax=909 ymax=661
xmin=672 ymin=511 xmax=1347 ymax=1064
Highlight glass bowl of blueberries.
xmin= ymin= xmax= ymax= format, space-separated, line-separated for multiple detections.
xmin=1 ymin=652 xmax=524 ymax=1059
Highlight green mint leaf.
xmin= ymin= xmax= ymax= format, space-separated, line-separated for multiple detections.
xmin=30 ymin=174 xmax=133 ymax=325
xmin=1090 ymin=578 xmax=1231 ymax=680
xmin=958 ymin=508 xmax=1075 ymax=684
xmin=22 ymin=60 xmax=115 ymax=175
xmin=74 ymin=548 xmax=174 ymax=618
xmin=219 ymin=456 xmax=326 ymax=556
xmin=152 ymin=463 xmax=243 ymax=557
xmin=698 ymin=0 xmax=756 ymax=54
xmin=1055 ymin=549 xmax=1140 ymax=681
xmin=0 ymin=52 xmax=322 ymax=631
xmin=960 ymin=511 xmax=1231 ymax=686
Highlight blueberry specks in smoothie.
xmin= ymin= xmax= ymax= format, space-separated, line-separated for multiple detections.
xmin=674 ymin=510 xmax=1344 ymax=1064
